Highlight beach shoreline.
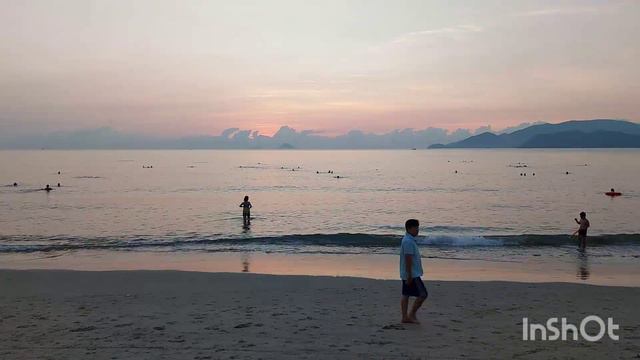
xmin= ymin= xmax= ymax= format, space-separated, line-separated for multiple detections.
xmin=2 ymin=249 xmax=640 ymax=287
xmin=1 ymin=270 xmax=639 ymax=359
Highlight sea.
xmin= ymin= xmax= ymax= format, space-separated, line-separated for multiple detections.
xmin=1 ymin=149 xmax=639 ymax=284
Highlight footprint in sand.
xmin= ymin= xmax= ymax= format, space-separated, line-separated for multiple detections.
xmin=382 ymin=324 xmax=406 ymax=330
xmin=69 ymin=325 xmax=96 ymax=332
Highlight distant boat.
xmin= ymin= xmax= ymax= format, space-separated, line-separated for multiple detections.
xmin=411 ymin=148 xmax=417 ymax=150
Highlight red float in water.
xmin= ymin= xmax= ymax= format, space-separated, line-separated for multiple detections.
xmin=605 ymin=192 xmax=622 ymax=197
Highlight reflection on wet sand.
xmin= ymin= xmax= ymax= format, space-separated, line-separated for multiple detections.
xmin=2 ymin=250 xmax=639 ymax=286
xmin=241 ymin=253 xmax=250 ymax=273
xmin=576 ymin=248 xmax=590 ymax=280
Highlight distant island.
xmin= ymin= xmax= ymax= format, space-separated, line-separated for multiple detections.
xmin=278 ymin=143 xmax=295 ymax=149
xmin=429 ymin=119 xmax=640 ymax=149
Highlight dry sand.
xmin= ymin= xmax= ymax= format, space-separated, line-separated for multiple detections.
xmin=1 ymin=270 xmax=639 ymax=359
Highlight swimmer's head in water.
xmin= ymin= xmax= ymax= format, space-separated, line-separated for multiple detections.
xmin=611 ymin=188 xmax=615 ymax=192
xmin=244 ymin=195 xmax=249 ymax=202
xmin=580 ymin=211 xmax=586 ymax=218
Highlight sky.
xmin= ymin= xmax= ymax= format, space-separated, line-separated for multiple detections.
xmin=1 ymin=0 xmax=639 ymax=138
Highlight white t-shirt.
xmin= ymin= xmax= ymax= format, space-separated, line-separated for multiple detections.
xmin=399 ymin=233 xmax=424 ymax=280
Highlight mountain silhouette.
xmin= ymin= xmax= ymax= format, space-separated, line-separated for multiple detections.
xmin=429 ymin=119 xmax=640 ymax=148
xmin=521 ymin=130 xmax=640 ymax=148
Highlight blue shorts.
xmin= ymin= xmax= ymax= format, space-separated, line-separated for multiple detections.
xmin=402 ymin=277 xmax=428 ymax=298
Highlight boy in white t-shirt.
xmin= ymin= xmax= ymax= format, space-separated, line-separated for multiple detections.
xmin=400 ymin=219 xmax=428 ymax=324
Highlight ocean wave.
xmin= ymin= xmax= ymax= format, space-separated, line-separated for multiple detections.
xmin=419 ymin=235 xmax=504 ymax=246
xmin=375 ymin=225 xmax=515 ymax=233
xmin=0 ymin=233 xmax=639 ymax=253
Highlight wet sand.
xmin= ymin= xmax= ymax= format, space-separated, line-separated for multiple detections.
xmin=1 ymin=270 xmax=639 ymax=359
xmin=3 ymin=250 xmax=640 ymax=286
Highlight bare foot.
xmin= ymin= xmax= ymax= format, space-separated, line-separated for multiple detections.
xmin=402 ymin=318 xmax=419 ymax=324
xmin=409 ymin=315 xmax=420 ymax=324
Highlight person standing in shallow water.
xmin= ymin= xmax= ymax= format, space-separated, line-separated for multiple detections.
xmin=400 ymin=219 xmax=428 ymax=324
xmin=239 ymin=196 xmax=252 ymax=226
xmin=574 ymin=212 xmax=590 ymax=249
